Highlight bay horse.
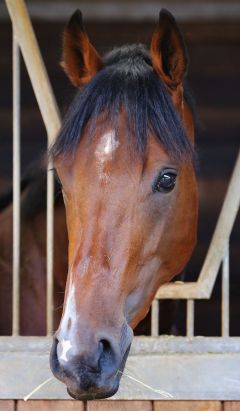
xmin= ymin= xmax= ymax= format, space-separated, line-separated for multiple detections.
xmin=49 ymin=9 xmax=198 ymax=400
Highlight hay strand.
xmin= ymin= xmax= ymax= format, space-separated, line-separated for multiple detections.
xmin=23 ymin=377 xmax=54 ymax=401
xmin=23 ymin=370 xmax=173 ymax=400
xmin=119 ymin=370 xmax=173 ymax=398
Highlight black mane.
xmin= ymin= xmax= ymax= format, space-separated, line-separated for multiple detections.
xmin=50 ymin=44 xmax=194 ymax=162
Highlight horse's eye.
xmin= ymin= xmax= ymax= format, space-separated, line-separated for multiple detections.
xmin=153 ymin=170 xmax=177 ymax=193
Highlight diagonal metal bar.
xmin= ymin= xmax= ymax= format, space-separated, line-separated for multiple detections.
xmin=157 ymin=149 xmax=240 ymax=299
xmin=5 ymin=0 xmax=61 ymax=141
xmin=5 ymin=0 xmax=61 ymax=335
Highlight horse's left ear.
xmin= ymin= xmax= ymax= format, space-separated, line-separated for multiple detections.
xmin=150 ymin=9 xmax=188 ymax=89
xmin=61 ymin=10 xmax=103 ymax=87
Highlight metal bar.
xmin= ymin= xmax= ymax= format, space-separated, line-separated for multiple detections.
xmin=157 ymin=149 xmax=240 ymax=300
xmin=222 ymin=245 xmax=230 ymax=337
xmin=12 ymin=35 xmax=21 ymax=336
xmin=46 ymin=163 xmax=54 ymax=336
xmin=5 ymin=0 xmax=61 ymax=336
xmin=5 ymin=0 xmax=61 ymax=142
xmin=151 ymin=299 xmax=159 ymax=337
xmin=186 ymin=299 xmax=194 ymax=338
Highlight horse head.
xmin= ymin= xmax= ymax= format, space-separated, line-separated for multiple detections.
xmin=50 ymin=9 xmax=198 ymax=400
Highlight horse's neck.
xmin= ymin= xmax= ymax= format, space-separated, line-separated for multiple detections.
xmin=0 ymin=199 xmax=68 ymax=335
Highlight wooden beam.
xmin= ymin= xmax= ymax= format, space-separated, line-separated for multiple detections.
xmin=87 ymin=400 xmax=152 ymax=411
xmin=17 ymin=400 xmax=84 ymax=410
xmin=154 ymin=401 xmax=222 ymax=411
xmin=0 ymin=401 xmax=15 ymax=411
xmin=224 ymin=403 xmax=240 ymax=411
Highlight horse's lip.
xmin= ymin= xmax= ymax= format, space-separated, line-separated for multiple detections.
xmin=67 ymin=385 xmax=119 ymax=400
xmin=119 ymin=343 xmax=131 ymax=372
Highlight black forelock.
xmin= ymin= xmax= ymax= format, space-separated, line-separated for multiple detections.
xmin=103 ymin=44 xmax=152 ymax=68
xmin=50 ymin=44 xmax=195 ymax=162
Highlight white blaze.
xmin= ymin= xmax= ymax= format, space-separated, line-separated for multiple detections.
xmin=58 ymin=259 xmax=91 ymax=362
xmin=59 ymin=339 xmax=72 ymax=362
xmin=95 ymin=130 xmax=119 ymax=181
xmin=59 ymin=276 xmax=76 ymax=361
xmin=61 ymin=281 xmax=76 ymax=328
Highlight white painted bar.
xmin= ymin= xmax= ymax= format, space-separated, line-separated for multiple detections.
xmin=0 ymin=336 xmax=240 ymax=399
xmin=12 ymin=35 xmax=21 ymax=337
xmin=151 ymin=299 xmax=159 ymax=337
xmin=186 ymin=299 xmax=194 ymax=338
xmin=1 ymin=336 xmax=240 ymax=354
xmin=1 ymin=352 xmax=240 ymax=400
xmin=5 ymin=0 xmax=61 ymax=142
xmin=157 ymin=149 xmax=240 ymax=299
xmin=46 ymin=164 xmax=54 ymax=336
xmin=222 ymin=246 xmax=230 ymax=337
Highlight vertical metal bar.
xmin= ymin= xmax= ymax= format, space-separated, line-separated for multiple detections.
xmin=151 ymin=299 xmax=159 ymax=336
xmin=186 ymin=299 xmax=194 ymax=338
xmin=5 ymin=0 xmax=60 ymax=337
xmin=12 ymin=34 xmax=21 ymax=336
xmin=222 ymin=244 xmax=230 ymax=337
xmin=46 ymin=161 xmax=54 ymax=336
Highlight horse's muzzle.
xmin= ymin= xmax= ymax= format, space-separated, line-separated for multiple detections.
xmin=49 ymin=336 xmax=131 ymax=400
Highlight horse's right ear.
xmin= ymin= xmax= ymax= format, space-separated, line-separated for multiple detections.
xmin=61 ymin=10 xmax=103 ymax=87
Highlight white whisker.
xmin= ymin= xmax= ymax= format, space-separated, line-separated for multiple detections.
xmin=118 ymin=370 xmax=173 ymax=398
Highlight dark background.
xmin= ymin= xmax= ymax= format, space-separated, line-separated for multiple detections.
xmin=0 ymin=0 xmax=239 ymax=336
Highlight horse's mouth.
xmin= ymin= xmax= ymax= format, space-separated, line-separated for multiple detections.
xmin=66 ymin=344 xmax=131 ymax=400
xmin=66 ymin=369 xmax=121 ymax=400
xmin=67 ymin=384 xmax=119 ymax=400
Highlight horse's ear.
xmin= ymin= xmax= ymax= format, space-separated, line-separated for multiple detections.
xmin=150 ymin=9 xmax=188 ymax=89
xmin=61 ymin=10 xmax=103 ymax=87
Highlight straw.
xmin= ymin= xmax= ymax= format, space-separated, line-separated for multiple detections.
xmin=23 ymin=377 xmax=54 ymax=401
xmin=23 ymin=370 xmax=173 ymax=400
xmin=118 ymin=370 xmax=173 ymax=398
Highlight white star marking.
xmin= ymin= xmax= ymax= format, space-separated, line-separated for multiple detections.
xmin=59 ymin=339 xmax=72 ymax=362
xmin=96 ymin=130 xmax=119 ymax=158
xmin=95 ymin=130 xmax=119 ymax=182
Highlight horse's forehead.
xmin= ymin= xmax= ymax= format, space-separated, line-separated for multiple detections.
xmin=76 ymin=126 xmax=172 ymax=170
xmin=56 ymin=125 xmax=175 ymax=189
xmin=95 ymin=130 xmax=119 ymax=161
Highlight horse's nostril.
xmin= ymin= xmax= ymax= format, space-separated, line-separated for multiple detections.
xmin=99 ymin=339 xmax=111 ymax=355
xmin=52 ymin=337 xmax=59 ymax=356
xmin=50 ymin=337 xmax=61 ymax=375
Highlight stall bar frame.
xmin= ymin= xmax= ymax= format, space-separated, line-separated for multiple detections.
xmin=1 ymin=0 xmax=240 ymax=400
